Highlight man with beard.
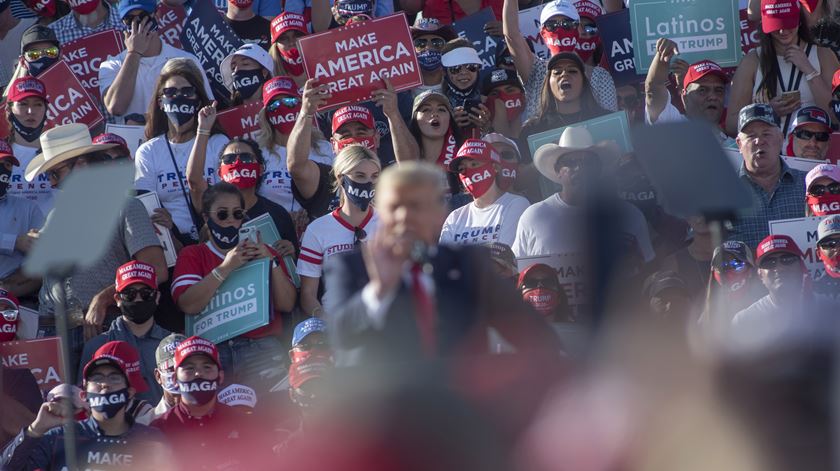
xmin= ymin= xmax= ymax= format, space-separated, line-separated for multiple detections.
xmin=784 ymin=105 xmax=832 ymax=160
xmin=409 ymin=17 xmax=455 ymax=97
xmin=814 ymin=214 xmax=840 ymax=300
xmin=78 ymin=261 xmax=172 ymax=405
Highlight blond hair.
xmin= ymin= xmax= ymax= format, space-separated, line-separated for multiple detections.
xmin=332 ymin=145 xmax=381 ymax=204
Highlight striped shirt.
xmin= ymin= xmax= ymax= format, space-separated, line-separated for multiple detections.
xmin=297 ymin=209 xmax=377 ymax=279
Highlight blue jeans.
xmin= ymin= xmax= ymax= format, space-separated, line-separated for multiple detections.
xmin=217 ymin=336 xmax=288 ymax=395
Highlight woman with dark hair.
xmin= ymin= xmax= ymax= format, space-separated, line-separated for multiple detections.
xmin=219 ymin=44 xmax=274 ymax=107
xmin=171 ymin=182 xmax=297 ymax=393
xmin=727 ymin=0 xmax=838 ymax=136
xmin=134 ymin=58 xmax=228 ymax=245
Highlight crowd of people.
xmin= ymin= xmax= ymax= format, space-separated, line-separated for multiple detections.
xmin=1 ymin=0 xmax=840 ymax=468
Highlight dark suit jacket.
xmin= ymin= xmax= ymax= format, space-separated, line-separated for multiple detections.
xmin=324 ymin=244 xmax=561 ymax=365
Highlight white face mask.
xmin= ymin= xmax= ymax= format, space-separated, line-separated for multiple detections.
xmin=159 ymin=368 xmax=179 ymax=394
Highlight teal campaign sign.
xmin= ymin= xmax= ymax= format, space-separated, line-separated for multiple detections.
xmin=242 ymin=213 xmax=301 ymax=288
xmin=185 ymin=258 xmax=270 ymax=344
xmin=629 ymin=0 xmax=741 ymax=73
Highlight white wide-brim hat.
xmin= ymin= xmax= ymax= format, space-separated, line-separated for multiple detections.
xmin=25 ymin=123 xmax=117 ymax=182
xmin=220 ymin=43 xmax=275 ymax=92
xmin=533 ymin=126 xmax=619 ymax=184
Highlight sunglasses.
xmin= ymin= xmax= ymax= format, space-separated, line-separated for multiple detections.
xmin=500 ymin=151 xmax=519 ymax=162
xmin=354 ymin=227 xmax=367 ymax=246
xmin=266 ymin=96 xmax=301 ymax=112
xmin=808 ymin=182 xmax=840 ymax=196
xmin=581 ymin=24 xmax=598 ymax=35
xmin=1 ymin=309 xmax=18 ymax=322
xmin=543 ymin=18 xmax=580 ymax=32
xmin=118 ymin=287 xmax=156 ymax=302
xmin=23 ymin=46 xmax=59 ymax=62
xmin=413 ymin=37 xmax=446 ymax=50
xmin=758 ymin=253 xmax=799 ymax=269
xmin=161 ymin=86 xmax=197 ymax=99
xmin=447 ymin=64 xmax=479 ymax=74
xmin=520 ymin=278 xmax=557 ymax=290
xmin=220 ymin=152 xmax=257 ymax=165
xmin=818 ymin=238 xmax=840 ymax=251
xmin=718 ymin=258 xmax=746 ymax=272
xmin=793 ymin=129 xmax=830 ymax=142
xmin=556 ymin=155 xmax=599 ymax=171
xmin=210 ymin=209 xmax=245 ymax=221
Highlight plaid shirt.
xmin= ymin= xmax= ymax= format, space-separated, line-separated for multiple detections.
xmin=50 ymin=2 xmax=125 ymax=45
xmin=729 ymin=158 xmax=806 ymax=250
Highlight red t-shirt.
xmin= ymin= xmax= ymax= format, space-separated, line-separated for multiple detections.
xmin=422 ymin=0 xmax=503 ymax=25
xmin=171 ymin=242 xmax=289 ymax=338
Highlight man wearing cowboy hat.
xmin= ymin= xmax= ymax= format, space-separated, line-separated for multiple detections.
xmin=25 ymin=123 xmax=167 ymax=374
xmin=512 ymin=126 xmax=654 ymax=264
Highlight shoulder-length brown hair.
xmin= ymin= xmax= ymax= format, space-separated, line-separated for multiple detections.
xmin=144 ymin=58 xmax=221 ymax=139
xmin=530 ymin=59 xmax=602 ymax=126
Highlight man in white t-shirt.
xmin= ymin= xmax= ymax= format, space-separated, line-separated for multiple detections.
xmin=99 ymin=0 xmax=213 ymax=123
xmin=439 ymin=139 xmax=530 ymax=246
xmin=513 ymin=126 xmax=654 ymax=262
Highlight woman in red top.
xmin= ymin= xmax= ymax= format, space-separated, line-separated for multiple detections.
xmin=171 ymin=182 xmax=297 ymax=394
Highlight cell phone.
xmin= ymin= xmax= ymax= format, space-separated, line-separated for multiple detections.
xmin=238 ymin=226 xmax=258 ymax=245
xmin=463 ymin=98 xmax=481 ymax=113
xmin=781 ymin=90 xmax=801 ymax=102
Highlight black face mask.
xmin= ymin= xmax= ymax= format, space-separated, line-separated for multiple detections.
xmin=341 ymin=176 xmax=375 ymax=211
xmin=10 ymin=113 xmax=45 ymax=142
xmin=207 ymin=217 xmax=239 ymax=250
xmin=26 ymin=57 xmax=57 ymax=76
xmin=120 ymin=298 xmax=157 ymax=324
xmin=87 ymin=387 xmax=130 ymax=419
xmin=160 ymin=96 xmax=198 ymax=127
xmin=232 ymin=69 xmax=265 ymax=100
xmin=178 ymin=378 xmax=218 ymax=405
xmin=0 ymin=166 xmax=11 ymax=199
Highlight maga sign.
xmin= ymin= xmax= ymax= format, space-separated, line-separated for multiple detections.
xmin=156 ymin=4 xmax=188 ymax=49
xmin=40 ymin=61 xmax=104 ymax=130
xmin=61 ymin=30 xmax=124 ymax=102
xmin=0 ymin=337 xmax=65 ymax=398
xmin=217 ymin=101 xmax=261 ymax=140
xmin=299 ymin=13 xmax=422 ymax=110
xmin=519 ymin=4 xmax=550 ymax=60
xmin=630 ymin=0 xmax=742 ymax=73
xmin=596 ymin=9 xmax=640 ymax=86
xmin=452 ymin=8 xmax=499 ymax=70
xmin=185 ymin=258 xmax=270 ymax=344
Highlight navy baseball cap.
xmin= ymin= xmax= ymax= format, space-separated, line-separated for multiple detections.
xmin=292 ymin=318 xmax=327 ymax=347
xmin=738 ymin=103 xmax=780 ymax=133
xmin=118 ymin=0 xmax=155 ymax=19
xmin=712 ymin=240 xmax=755 ymax=268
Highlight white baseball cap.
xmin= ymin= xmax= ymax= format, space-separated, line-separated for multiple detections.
xmin=540 ymin=0 xmax=580 ymax=26
xmin=220 ymin=43 xmax=275 ymax=92
xmin=442 ymin=47 xmax=482 ymax=67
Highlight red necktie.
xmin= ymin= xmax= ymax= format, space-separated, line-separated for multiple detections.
xmin=410 ymin=263 xmax=437 ymax=355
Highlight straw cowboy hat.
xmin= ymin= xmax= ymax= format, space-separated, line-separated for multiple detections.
xmin=25 ymin=123 xmax=118 ymax=182
xmin=533 ymin=126 xmax=619 ymax=184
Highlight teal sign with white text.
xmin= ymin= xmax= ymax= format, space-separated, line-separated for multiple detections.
xmin=630 ymin=0 xmax=742 ymax=73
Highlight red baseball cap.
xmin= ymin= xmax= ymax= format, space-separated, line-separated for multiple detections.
xmin=271 ymin=12 xmax=307 ymax=44
xmin=115 ymin=261 xmax=156 ymax=292
xmin=174 ymin=336 xmax=221 ymax=369
xmin=832 ymin=69 xmax=840 ymax=94
xmin=83 ymin=341 xmax=150 ymax=392
xmin=574 ymin=0 xmax=604 ymax=19
xmin=682 ymin=60 xmax=729 ymax=90
xmin=262 ymin=76 xmax=299 ymax=108
xmin=93 ymin=133 xmax=130 ymax=156
xmin=0 ymin=140 xmax=20 ymax=166
xmin=761 ymin=0 xmax=800 ymax=33
xmin=7 ymin=76 xmax=47 ymax=103
xmin=331 ymin=105 xmax=375 ymax=134
xmin=450 ymin=139 xmax=501 ymax=172
xmin=517 ymin=263 xmax=558 ymax=289
xmin=755 ymin=234 xmax=802 ymax=264
xmin=289 ymin=356 xmax=330 ymax=389
xmin=800 ymin=0 xmax=819 ymax=13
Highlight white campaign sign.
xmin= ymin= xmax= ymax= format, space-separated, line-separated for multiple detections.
xmin=136 ymin=192 xmax=178 ymax=267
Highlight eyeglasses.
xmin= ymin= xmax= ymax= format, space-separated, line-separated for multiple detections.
xmin=220 ymin=152 xmax=257 ymax=165
xmin=118 ymin=287 xmax=156 ymax=302
xmin=793 ymin=129 xmax=830 ymax=142
xmin=758 ymin=253 xmax=799 ymax=269
xmin=23 ymin=46 xmax=60 ymax=62
xmin=87 ymin=373 xmax=127 ymax=385
xmin=520 ymin=277 xmax=557 ymax=290
xmin=543 ymin=18 xmax=580 ymax=32
xmin=1 ymin=309 xmax=18 ymax=322
xmin=808 ymin=182 xmax=840 ymax=196
xmin=266 ymin=96 xmax=301 ymax=112
xmin=447 ymin=64 xmax=479 ymax=74
xmin=161 ymin=86 xmax=197 ymax=99
xmin=413 ymin=37 xmax=446 ymax=50
xmin=210 ymin=209 xmax=245 ymax=221
xmin=718 ymin=258 xmax=746 ymax=272
xmin=353 ymin=227 xmax=367 ymax=246
xmin=818 ymin=238 xmax=840 ymax=251
xmin=581 ymin=24 xmax=598 ymax=35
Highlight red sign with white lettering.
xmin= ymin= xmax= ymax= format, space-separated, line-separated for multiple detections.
xmin=298 ymin=13 xmax=422 ymax=110
xmin=0 ymin=337 xmax=65 ymax=398
xmin=217 ymin=101 xmax=262 ymax=140
xmin=40 ymin=61 xmax=105 ymax=131
xmin=61 ymin=29 xmax=124 ymax=102
xmin=156 ymin=4 xmax=188 ymax=49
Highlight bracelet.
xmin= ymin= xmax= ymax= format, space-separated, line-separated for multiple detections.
xmin=311 ymin=306 xmax=324 ymax=317
xmin=211 ymin=268 xmax=226 ymax=282
xmin=26 ymin=425 xmax=42 ymax=438
xmin=197 ymin=129 xmax=211 ymax=136
xmin=805 ymin=70 xmax=820 ymax=81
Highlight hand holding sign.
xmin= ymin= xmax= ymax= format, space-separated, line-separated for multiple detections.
xmin=371 ymin=78 xmax=399 ymax=119
xmin=218 ymin=243 xmax=251 ymax=278
xmin=302 ymin=79 xmax=332 ymax=116
xmin=151 ymin=207 xmax=174 ymax=230
xmin=272 ymin=239 xmax=295 ymax=258
xmin=483 ymin=19 xmax=503 ymax=36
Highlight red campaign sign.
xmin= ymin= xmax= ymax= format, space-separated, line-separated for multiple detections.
xmin=298 ymin=13 xmax=422 ymax=110
xmin=0 ymin=337 xmax=65 ymax=398
xmin=217 ymin=101 xmax=262 ymax=140
xmin=739 ymin=8 xmax=760 ymax=56
xmin=826 ymin=133 xmax=840 ymax=165
xmin=156 ymin=4 xmax=188 ymax=50
xmin=60 ymin=29 xmax=124 ymax=102
xmin=40 ymin=61 xmax=105 ymax=130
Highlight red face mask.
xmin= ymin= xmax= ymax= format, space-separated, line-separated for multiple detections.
xmin=278 ymin=47 xmax=305 ymax=76
xmin=25 ymin=0 xmax=56 ymax=17
xmin=713 ymin=269 xmax=751 ymax=292
xmin=333 ymin=135 xmax=377 ymax=153
xmin=575 ymin=35 xmax=600 ymax=62
xmin=821 ymin=250 xmax=840 ymax=278
xmin=290 ymin=347 xmax=334 ymax=365
xmin=229 ymin=0 xmax=253 ymax=7
xmin=267 ymin=105 xmax=300 ymax=135
xmin=807 ymin=194 xmax=840 ymax=216
xmin=67 ymin=0 xmax=99 ymax=14
xmin=0 ymin=309 xmax=18 ymax=342
xmin=437 ymin=129 xmax=457 ymax=168
xmin=522 ymin=288 xmax=560 ymax=317
xmin=459 ymin=162 xmax=496 ymax=198
xmin=497 ymin=161 xmax=518 ymax=191
xmin=219 ymin=161 xmax=261 ymax=189
xmin=540 ymin=27 xmax=579 ymax=56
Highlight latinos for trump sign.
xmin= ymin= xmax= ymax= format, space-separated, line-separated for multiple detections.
xmin=630 ymin=0 xmax=742 ymax=73
xmin=596 ymin=9 xmax=640 ymax=87
xmin=217 ymin=101 xmax=262 ymax=140
xmin=0 ymin=337 xmax=65 ymax=398
xmin=452 ymin=8 xmax=499 ymax=70
xmin=61 ymin=30 xmax=124 ymax=102
xmin=769 ymin=216 xmax=824 ymax=280
xmin=180 ymin=0 xmax=243 ymax=104
xmin=298 ymin=13 xmax=422 ymax=110
xmin=185 ymin=258 xmax=271 ymax=344
xmin=40 ymin=61 xmax=105 ymax=130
